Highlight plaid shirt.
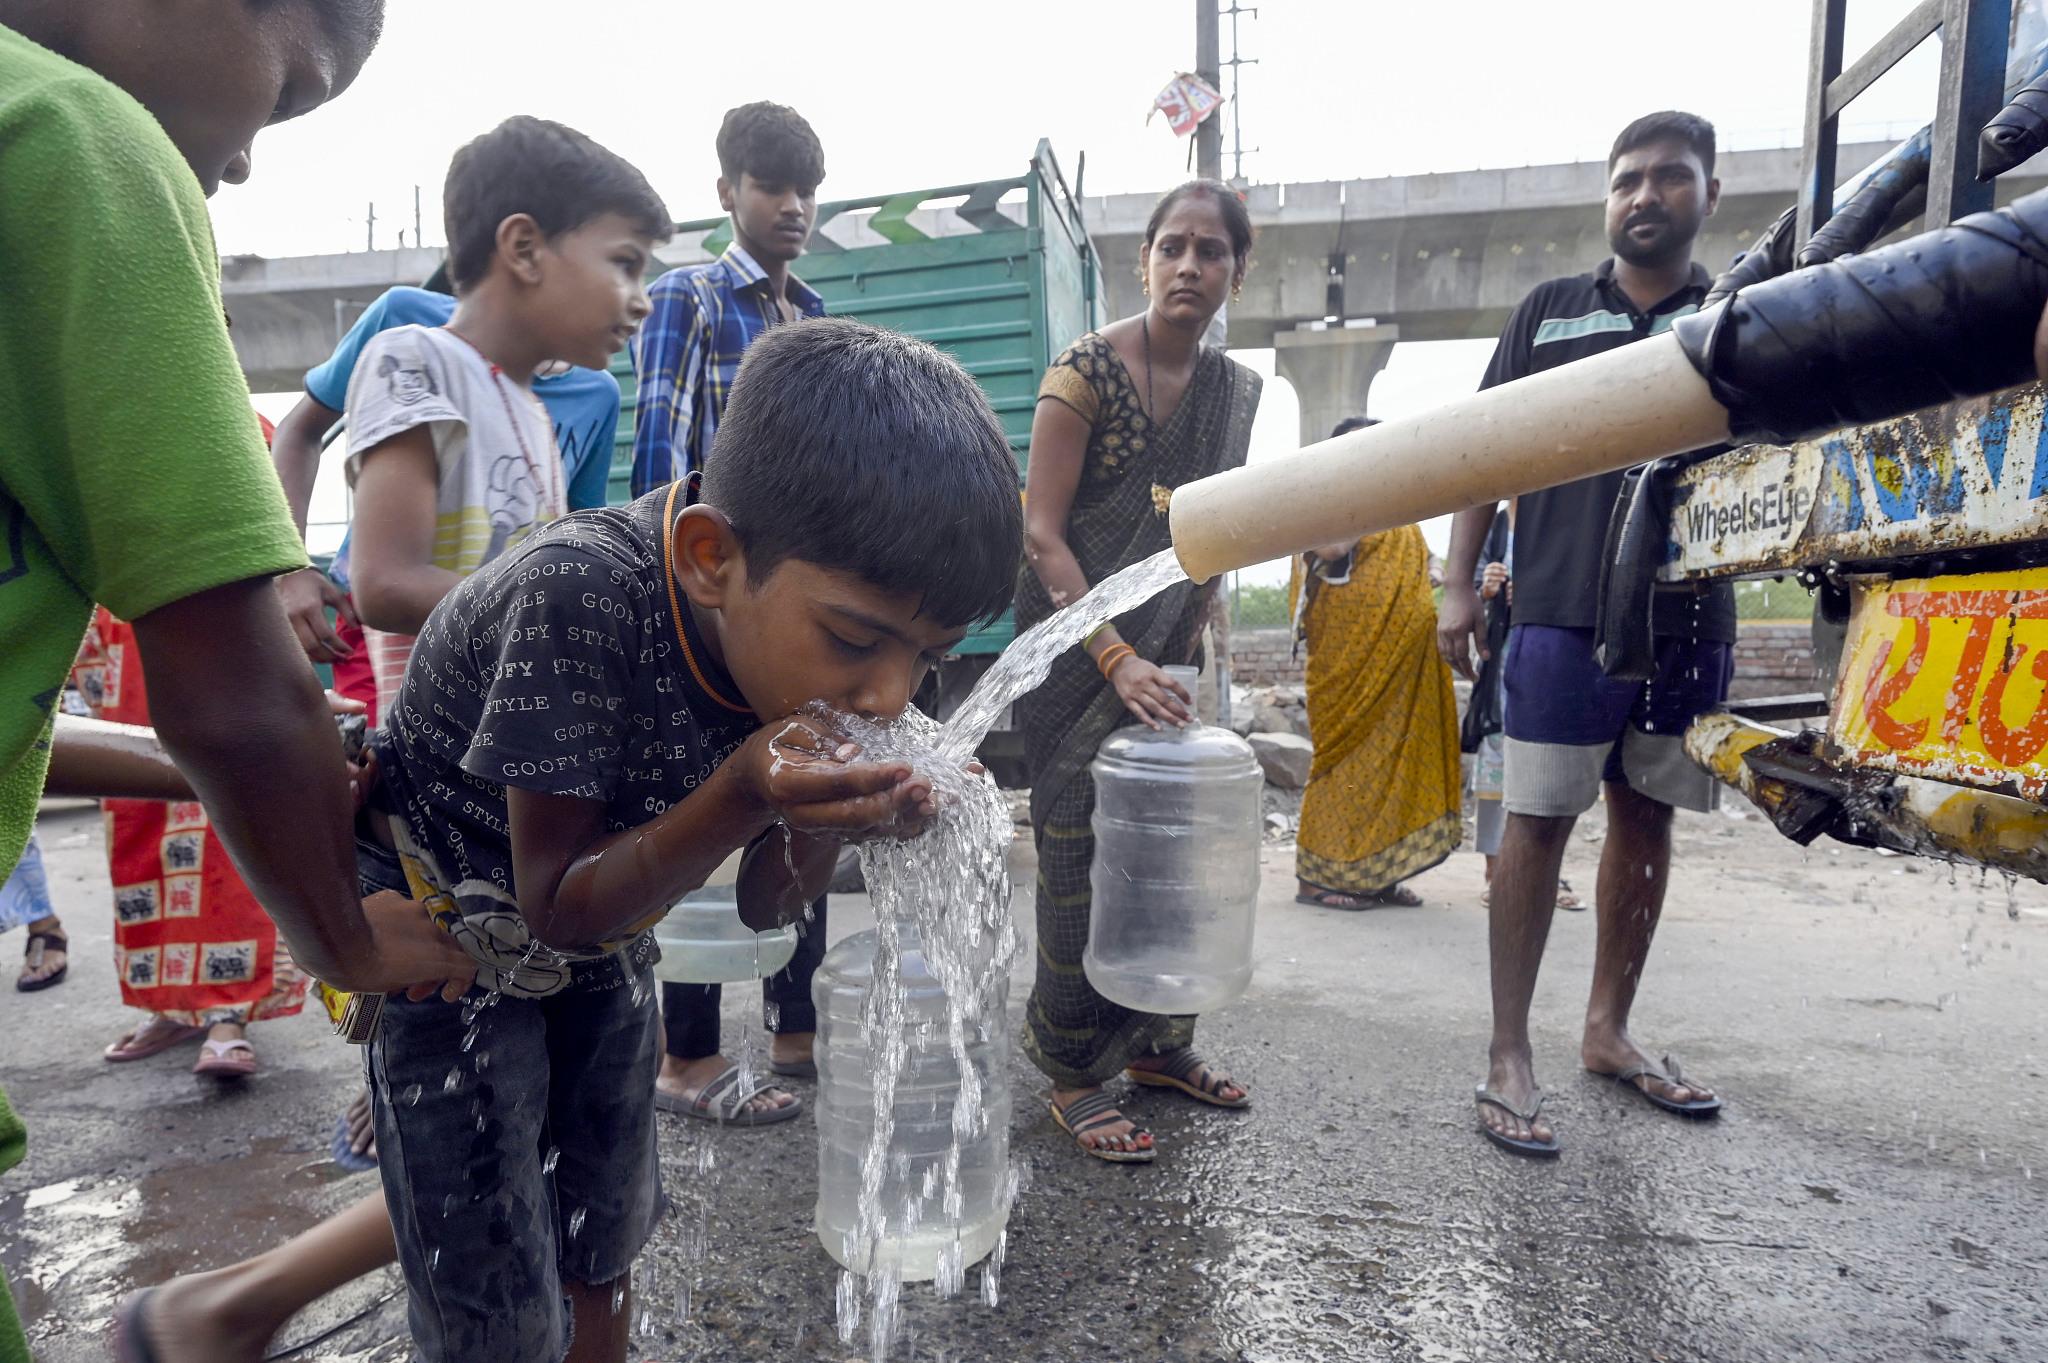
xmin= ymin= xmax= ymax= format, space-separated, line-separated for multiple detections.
xmin=630 ymin=244 xmax=826 ymax=495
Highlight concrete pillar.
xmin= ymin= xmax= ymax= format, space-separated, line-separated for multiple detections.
xmin=1270 ymin=323 xmax=1399 ymax=445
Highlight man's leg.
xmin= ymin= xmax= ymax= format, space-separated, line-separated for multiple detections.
xmin=1580 ymin=780 xmax=1714 ymax=1108
xmin=764 ymin=895 xmax=824 ymax=1069
xmin=655 ymin=981 xmax=795 ymax=1118
xmin=1480 ymin=809 xmax=1574 ymax=1147
xmin=129 ymin=1193 xmax=396 ymax=1363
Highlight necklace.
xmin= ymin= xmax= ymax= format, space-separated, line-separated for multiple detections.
xmin=660 ymin=481 xmax=754 ymax=716
xmin=441 ymin=327 xmax=565 ymax=520
xmin=1141 ymin=314 xmax=1157 ymax=422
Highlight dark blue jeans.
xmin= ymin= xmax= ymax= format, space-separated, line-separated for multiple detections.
xmin=359 ymin=838 xmax=662 ymax=1363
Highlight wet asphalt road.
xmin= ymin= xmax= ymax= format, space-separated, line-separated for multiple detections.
xmin=3 ymin=796 xmax=2046 ymax=1363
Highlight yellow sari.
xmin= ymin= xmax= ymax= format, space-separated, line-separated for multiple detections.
xmin=1289 ymin=526 xmax=1461 ymax=894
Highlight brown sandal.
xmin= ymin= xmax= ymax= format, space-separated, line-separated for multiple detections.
xmin=1050 ymin=1090 xmax=1155 ymax=1163
xmin=17 ymin=929 xmax=67 ymax=992
xmin=1126 ymin=1047 xmax=1250 ymax=1109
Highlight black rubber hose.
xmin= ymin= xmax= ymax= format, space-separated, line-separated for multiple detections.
xmin=1704 ymin=206 xmax=1796 ymax=308
xmin=1797 ymin=135 xmax=1931 ymax=268
xmin=1672 ymin=186 xmax=2048 ymax=445
xmin=1981 ymin=73 xmax=2048 ymax=181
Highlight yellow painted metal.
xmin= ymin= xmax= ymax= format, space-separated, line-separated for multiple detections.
xmin=1831 ymin=566 xmax=2048 ymax=800
xmin=1686 ymin=711 xmax=2048 ymax=880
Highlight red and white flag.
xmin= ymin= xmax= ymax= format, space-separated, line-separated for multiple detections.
xmin=1149 ymin=72 xmax=1223 ymax=138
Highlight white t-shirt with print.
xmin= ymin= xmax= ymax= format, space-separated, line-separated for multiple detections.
xmin=344 ymin=324 xmax=568 ymax=704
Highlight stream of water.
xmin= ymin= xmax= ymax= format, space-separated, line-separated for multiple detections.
xmin=824 ymin=547 xmax=1192 ymax=1358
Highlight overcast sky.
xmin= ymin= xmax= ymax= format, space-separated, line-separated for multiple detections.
xmin=237 ymin=0 xmax=1951 ymax=572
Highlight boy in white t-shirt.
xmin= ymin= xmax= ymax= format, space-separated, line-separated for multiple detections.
xmin=345 ymin=116 xmax=669 ymax=698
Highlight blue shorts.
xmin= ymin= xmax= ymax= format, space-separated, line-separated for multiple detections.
xmin=1501 ymin=624 xmax=1731 ymax=817
xmin=359 ymin=839 xmax=663 ymax=1363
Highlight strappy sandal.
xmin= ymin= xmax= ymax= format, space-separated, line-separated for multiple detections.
xmin=193 ymin=1038 xmax=258 ymax=1080
xmin=654 ymin=1062 xmax=802 ymax=1126
xmin=1587 ymin=1054 xmax=1723 ymax=1118
xmin=1050 ymin=1090 xmax=1155 ymax=1163
xmin=1475 ymin=1086 xmax=1560 ymax=1158
xmin=17 ymin=928 xmax=67 ymax=992
xmin=1126 ymin=1047 xmax=1250 ymax=1109
xmin=104 ymin=1017 xmax=205 ymax=1062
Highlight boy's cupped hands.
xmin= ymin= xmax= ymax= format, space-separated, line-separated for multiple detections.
xmin=738 ymin=711 xmax=944 ymax=843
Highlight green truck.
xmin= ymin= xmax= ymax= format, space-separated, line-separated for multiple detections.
xmin=603 ymin=141 xmax=1107 ymax=768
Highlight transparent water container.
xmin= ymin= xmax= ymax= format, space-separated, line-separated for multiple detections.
xmin=1085 ymin=665 xmax=1263 ymax=1014
xmin=814 ymin=923 xmax=1011 ymax=1282
xmin=651 ymin=885 xmax=799 ymax=984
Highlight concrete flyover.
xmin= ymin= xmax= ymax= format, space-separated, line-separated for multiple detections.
xmin=221 ymin=140 xmax=2048 ymax=430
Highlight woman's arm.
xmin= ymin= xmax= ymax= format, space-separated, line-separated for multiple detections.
xmin=349 ymin=427 xmax=461 ymax=634
xmin=1021 ymin=394 xmax=1190 ymax=729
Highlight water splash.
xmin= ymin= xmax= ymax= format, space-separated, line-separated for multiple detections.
xmin=825 ymin=702 xmax=1020 ymax=1361
xmin=935 ymin=548 xmax=1188 ymax=761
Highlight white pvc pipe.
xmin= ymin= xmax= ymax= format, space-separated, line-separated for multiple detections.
xmin=1168 ymin=331 xmax=1731 ymax=582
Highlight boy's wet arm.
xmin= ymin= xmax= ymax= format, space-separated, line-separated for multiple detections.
xmin=734 ymin=824 xmax=839 ymax=932
xmin=507 ymin=760 xmax=780 ymax=950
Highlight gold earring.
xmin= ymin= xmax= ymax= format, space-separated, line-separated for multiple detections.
xmin=1231 ymin=283 xmax=1243 ymax=301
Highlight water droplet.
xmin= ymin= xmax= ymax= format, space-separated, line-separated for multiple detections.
xmin=675 ymin=1279 xmax=691 ymax=1325
xmin=542 ymin=1146 xmax=560 ymax=1175
xmin=442 ymin=1067 xmax=462 ymax=1094
xmin=402 ymin=1083 xmax=423 ymax=1107
xmin=567 ymin=1206 xmax=587 ymax=1238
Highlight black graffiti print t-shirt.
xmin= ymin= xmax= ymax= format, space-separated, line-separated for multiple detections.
xmin=370 ymin=486 xmax=760 ymax=996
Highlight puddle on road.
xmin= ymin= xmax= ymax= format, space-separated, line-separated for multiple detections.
xmin=6 ymin=1135 xmax=368 ymax=1351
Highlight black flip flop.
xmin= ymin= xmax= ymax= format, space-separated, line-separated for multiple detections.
xmin=1589 ymin=1055 xmax=1723 ymax=1118
xmin=16 ymin=929 xmax=67 ymax=992
xmin=112 ymin=1287 xmax=162 ymax=1363
xmin=1475 ymin=1086 xmax=1560 ymax=1158
xmin=1294 ymin=890 xmax=1374 ymax=911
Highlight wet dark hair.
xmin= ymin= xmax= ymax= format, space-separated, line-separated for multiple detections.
xmin=443 ymin=116 xmax=671 ymax=293
xmin=1144 ymin=179 xmax=1255 ymax=267
xmin=1609 ymin=110 xmax=1716 ymax=178
xmin=702 ymin=319 xmax=1022 ymax=629
xmin=1330 ymin=416 xmax=1378 ymax=438
xmin=716 ymin=102 xmax=826 ymax=193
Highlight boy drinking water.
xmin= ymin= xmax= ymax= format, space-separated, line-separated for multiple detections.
xmin=363 ymin=317 xmax=1023 ymax=1361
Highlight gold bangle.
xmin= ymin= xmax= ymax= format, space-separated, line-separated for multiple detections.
xmin=1097 ymin=643 xmax=1135 ymax=679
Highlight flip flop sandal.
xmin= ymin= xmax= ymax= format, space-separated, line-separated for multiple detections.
xmin=769 ymin=1058 xmax=817 ymax=1079
xmin=331 ymin=1113 xmax=378 ymax=1172
xmin=1589 ymin=1054 xmax=1723 ymax=1119
xmin=194 ymin=1038 xmax=258 ymax=1080
xmin=104 ymin=1020 xmax=205 ymax=1063
xmin=1050 ymin=1091 xmax=1155 ymax=1163
xmin=1370 ymin=884 xmax=1424 ymax=907
xmin=1476 ymin=1086 xmax=1561 ymax=1158
xmin=1294 ymin=890 xmax=1375 ymax=911
xmin=654 ymin=1063 xmax=803 ymax=1126
xmin=16 ymin=930 xmax=68 ymax=992
xmin=112 ymin=1286 xmax=163 ymax=1363
xmin=1556 ymin=879 xmax=1586 ymax=912
xmin=1126 ymin=1047 xmax=1251 ymax=1109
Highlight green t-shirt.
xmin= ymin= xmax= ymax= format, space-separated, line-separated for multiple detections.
xmin=0 ymin=25 xmax=308 ymax=876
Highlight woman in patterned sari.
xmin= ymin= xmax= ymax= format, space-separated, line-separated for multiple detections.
xmin=1289 ymin=418 xmax=1462 ymax=910
xmin=1018 ymin=181 xmax=1262 ymax=1163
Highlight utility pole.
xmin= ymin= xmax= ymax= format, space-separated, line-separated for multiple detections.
xmin=414 ymin=185 xmax=423 ymax=249
xmin=1195 ymin=0 xmax=1222 ymax=181
xmin=1223 ymin=2 xmax=1259 ymax=184
xmin=365 ymin=200 xmax=376 ymax=251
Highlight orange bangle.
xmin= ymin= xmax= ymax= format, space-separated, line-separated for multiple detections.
xmin=1096 ymin=643 xmax=1135 ymax=679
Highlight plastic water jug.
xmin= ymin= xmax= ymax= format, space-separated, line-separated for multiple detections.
xmin=1085 ymin=666 xmax=1263 ymax=1014
xmin=814 ymin=923 xmax=1011 ymax=1282
xmin=651 ymin=885 xmax=799 ymax=984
